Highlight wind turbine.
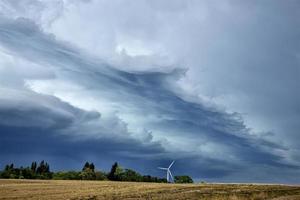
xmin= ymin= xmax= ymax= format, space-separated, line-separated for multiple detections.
xmin=158 ymin=161 xmax=175 ymax=183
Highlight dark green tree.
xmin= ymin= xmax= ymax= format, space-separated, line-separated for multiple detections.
xmin=45 ymin=163 xmax=50 ymax=173
xmin=174 ymin=175 xmax=193 ymax=183
xmin=89 ymin=163 xmax=95 ymax=172
xmin=4 ymin=164 xmax=10 ymax=171
xmin=21 ymin=167 xmax=35 ymax=179
xmin=36 ymin=161 xmax=52 ymax=179
xmin=108 ymin=162 xmax=118 ymax=181
xmin=31 ymin=162 xmax=37 ymax=173
xmin=82 ymin=162 xmax=90 ymax=171
xmin=79 ymin=168 xmax=96 ymax=180
xmin=9 ymin=164 xmax=14 ymax=169
xmin=119 ymin=169 xmax=142 ymax=182
xmin=36 ymin=161 xmax=44 ymax=174
xmin=53 ymin=171 xmax=81 ymax=180
xmin=79 ymin=162 xmax=97 ymax=180
xmin=95 ymin=171 xmax=106 ymax=180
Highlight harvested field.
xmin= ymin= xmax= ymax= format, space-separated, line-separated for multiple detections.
xmin=0 ymin=179 xmax=300 ymax=200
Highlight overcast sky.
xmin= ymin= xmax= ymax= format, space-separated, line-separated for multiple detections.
xmin=0 ymin=0 xmax=299 ymax=183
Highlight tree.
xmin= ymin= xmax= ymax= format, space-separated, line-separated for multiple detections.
xmin=174 ymin=175 xmax=193 ymax=183
xmin=1 ymin=165 xmax=12 ymax=178
xmin=31 ymin=162 xmax=37 ymax=173
xmin=4 ymin=165 xmax=10 ymax=171
xmin=82 ymin=162 xmax=90 ymax=171
xmin=21 ymin=167 xmax=35 ymax=179
xmin=36 ymin=161 xmax=44 ymax=174
xmin=108 ymin=162 xmax=118 ymax=181
xmin=95 ymin=171 xmax=106 ymax=180
xmin=119 ymin=169 xmax=142 ymax=182
xmin=46 ymin=163 xmax=50 ymax=173
xmin=53 ymin=171 xmax=81 ymax=180
xmin=8 ymin=164 xmax=14 ymax=170
xmin=36 ymin=160 xmax=52 ymax=179
xmin=79 ymin=168 xmax=96 ymax=180
xmin=89 ymin=163 xmax=95 ymax=172
xmin=80 ymin=162 xmax=97 ymax=180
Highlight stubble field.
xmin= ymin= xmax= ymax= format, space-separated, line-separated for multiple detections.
xmin=0 ymin=179 xmax=300 ymax=200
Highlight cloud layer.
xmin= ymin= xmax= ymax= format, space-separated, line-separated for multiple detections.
xmin=0 ymin=0 xmax=299 ymax=183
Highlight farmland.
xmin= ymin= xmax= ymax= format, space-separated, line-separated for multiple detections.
xmin=0 ymin=179 xmax=300 ymax=200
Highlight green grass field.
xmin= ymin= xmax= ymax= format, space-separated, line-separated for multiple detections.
xmin=0 ymin=179 xmax=300 ymax=200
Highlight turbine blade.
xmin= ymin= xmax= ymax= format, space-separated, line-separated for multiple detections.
xmin=168 ymin=170 xmax=174 ymax=181
xmin=168 ymin=161 xmax=175 ymax=169
xmin=158 ymin=167 xmax=168 ymax=170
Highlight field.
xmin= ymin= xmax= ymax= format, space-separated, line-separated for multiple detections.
xmin=0 ymin=179 xmax=300 ymax=200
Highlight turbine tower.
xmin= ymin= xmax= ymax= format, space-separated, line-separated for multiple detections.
xmin=158 ymin=161 xmax=175 ymax=183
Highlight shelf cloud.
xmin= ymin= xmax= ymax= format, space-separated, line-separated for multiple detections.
xmin=0 ymin=0 xmax=299 ymax=183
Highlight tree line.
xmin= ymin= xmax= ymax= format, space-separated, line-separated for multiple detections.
xmin=0 ymin=161 xmax=193 ymax=183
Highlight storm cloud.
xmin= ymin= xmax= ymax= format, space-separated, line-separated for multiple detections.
xmin=0 ymin=0 xmax=299 ymax=183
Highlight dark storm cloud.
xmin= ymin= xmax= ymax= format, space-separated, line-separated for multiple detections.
xmin=0 ymin=95 xmax=235 ymax=178
xmin=0 ymin=16 xmax=298 ymax=183
xmin=0 ymin=88 xmax=100 ymax=129
xmin=0 ymin=88 xmax=166 ymax=172
xmin=0 ymin=125 xmax=237 ymax=179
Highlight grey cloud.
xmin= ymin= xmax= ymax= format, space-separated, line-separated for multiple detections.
xmin=0 ymin=88 xmax=167 ymax=172
xmin=34 ymin=0 xmax=299 ymax=152
xmin=45 ymin=0 xmax=300 ymax=150
xmin=0 ymin=2 xmax=299 ymax=183
xmin=0 ymin=88 xmax=100 ymax=129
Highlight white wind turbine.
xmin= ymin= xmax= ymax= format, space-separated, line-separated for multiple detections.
xmin=158 ymin=161 xmax=175 ymax=183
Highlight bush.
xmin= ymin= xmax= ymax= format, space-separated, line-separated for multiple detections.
xmin=53 ymin=171 xmax=81 ymax=180
xmin=35 ymin=173 xmax=53 ymax=180
xmin=119 ymin=169 xmax=142 ymax=182
xmin=95 ymin=171 xmax=107 ymax=180
xmin=174 ymin=175 xmax=193 ymax=183
xmin=80 ymin=168 xmax=96 ymax=180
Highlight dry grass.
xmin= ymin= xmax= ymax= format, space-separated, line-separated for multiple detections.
xmin=0 ymin=179 xmax=300 ymax=200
